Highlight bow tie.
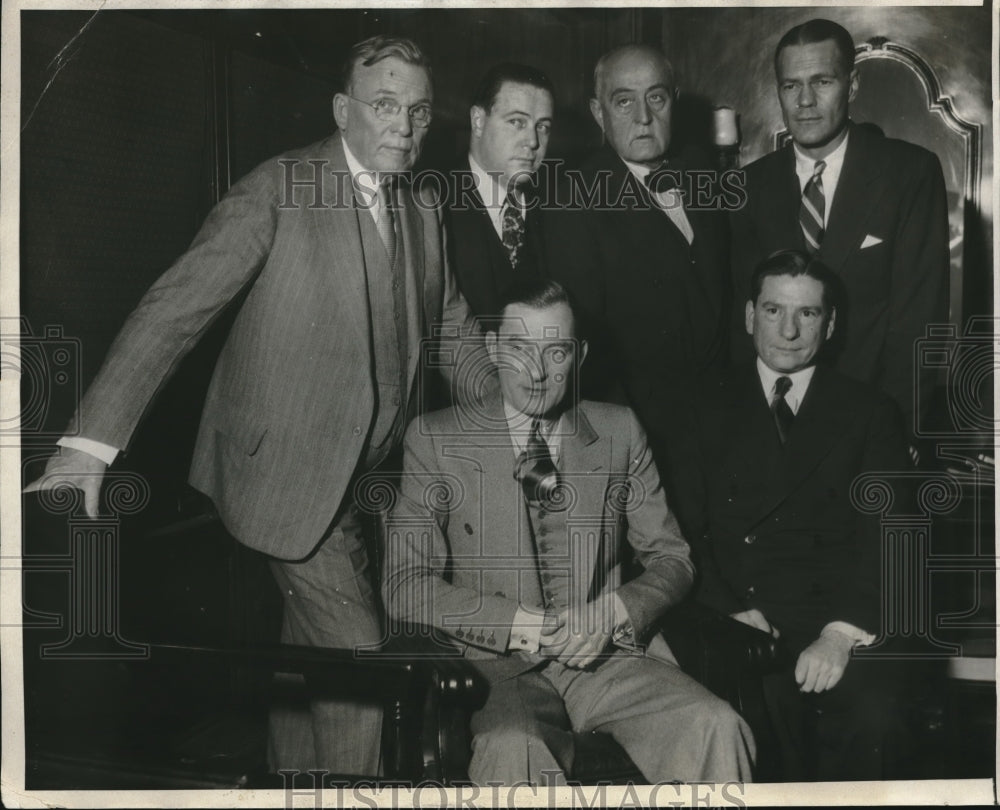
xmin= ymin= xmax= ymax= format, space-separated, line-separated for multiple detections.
xmin=644 ymin=159 xmax=684 ymax=195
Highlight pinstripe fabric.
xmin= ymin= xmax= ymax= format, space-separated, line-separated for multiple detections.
xmin=74 ymin=133 xmax=473 ymax=559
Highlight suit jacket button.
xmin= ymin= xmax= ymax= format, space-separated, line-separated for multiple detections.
xmin=744 ymin=534 xmax=755 ymax=545
xmin=493 ymin=591 xmax=506 ymax=598
xmin=745 ymin=585 xmax=755 ymax=598
xmin=352 ymin=426 xmax=362 ymax=436
xmin=465 ymin=523 xmax=475 ymax=535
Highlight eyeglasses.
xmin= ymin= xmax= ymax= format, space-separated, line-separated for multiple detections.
xmin=345 ymin=94 xmax=433 ymax=128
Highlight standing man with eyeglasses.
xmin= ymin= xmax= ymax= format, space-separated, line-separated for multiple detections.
xmin=25 ymin=35 xmax=476 ymax=776
xmin=445 ymin=63 xmax=554 ymax=331
xmin=544 ymin=44 xmax=730 ymax=499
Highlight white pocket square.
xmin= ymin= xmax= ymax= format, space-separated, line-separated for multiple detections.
xmin=861 ymin=234 xmax=884 ymax=249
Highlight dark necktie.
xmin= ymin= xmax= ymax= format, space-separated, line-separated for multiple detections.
xmin=518 ymin=419 xmax=558 ymax=503
xmin=501 ymin=191 xmax=526 ymax=268
xmin=799 ymin=160 xmax=826 ymax=253
xmin=772 ymin=375 xmax=795 ymax=444
xmin=376 ymin=180 xmax=397 ymax=267
xmin=644 ymin=161 xmax=680 ymax=194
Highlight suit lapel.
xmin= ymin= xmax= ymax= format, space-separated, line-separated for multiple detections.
xmin=398 ymin=182 xmax=426 ymax=384
xmin=770 ymin=146 xmax=806 ymax=251
xmin=821 ymin=124 xmax=885 ymax=273
xmin=316 ymin=134 xmax=370 ymax=351
xmin=559 ymin=406 xmax=614 ymax=601
xmin=753 ymin=365 xmax=854 ymax=524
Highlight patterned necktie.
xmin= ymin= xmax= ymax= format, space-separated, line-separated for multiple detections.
xmin=376 ymin=180 xmax=397 ymax=267
xmin=800 ymin=160 xmax=826 ymax=253
xmin=772 ymin=375 xmax=795 ymax=444
xmin=518 ymin=419 xmax=558 ymax=503
xmin=501 ymin=191 xmax=526 ymax=268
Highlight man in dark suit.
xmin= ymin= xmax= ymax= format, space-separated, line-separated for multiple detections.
xmin=25 ymin=36 xmax=476 ymax=775
xmin=446 ymin=63 xmax=553 ymax=327
xmin=384 ymin=278 xmax=754 ymax=786
xmin=730 ymin=18 xmax=950 ymax=447
xmin=544 ymin=44 xmax=730 ymax=483
xmin=677 ymin=250 xmax=909 ymax=780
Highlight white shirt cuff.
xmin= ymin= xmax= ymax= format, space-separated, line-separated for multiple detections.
xmin=822 ymin=621 xmax=876 ymax=648
xmin=508 ymin=606 xmax=545 ymax=654
xmin=57 ymin=436 xmax=119 ymax=466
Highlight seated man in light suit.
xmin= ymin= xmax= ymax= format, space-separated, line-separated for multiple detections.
xmin=384 ymin=278 xmax=754 ymax=786
xmin=674 ymin=249 xmax=910 ymax=781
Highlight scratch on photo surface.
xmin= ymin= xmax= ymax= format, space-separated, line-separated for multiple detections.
xmin=21 ymin=6 xmax=104 ymax=135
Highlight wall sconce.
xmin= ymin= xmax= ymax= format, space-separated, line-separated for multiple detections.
xmin=713 ymin=106 xmax=740 ymax=171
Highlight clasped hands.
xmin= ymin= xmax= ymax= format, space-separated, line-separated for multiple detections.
xmin=730 ymin=608 xmax=853 ymax=693
xmin=538 ymin=596 xmax=619 ymax=669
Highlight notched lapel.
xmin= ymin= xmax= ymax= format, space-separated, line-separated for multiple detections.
xmin=756 ymin=367 xmax=853 ymax=520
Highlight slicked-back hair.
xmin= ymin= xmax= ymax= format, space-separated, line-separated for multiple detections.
xmin=592 ymin=44 xmax=675 ymax=100
xmin=341 ymin=35 xmax=431 ymax=94
xmin=749 ymin=249 xmax=841 ymax=312
xmin=471 ymin=62 xmax=554 ymax=112
xmin=499 ymin=277 xmax=572 ymax=314
xmin=774 ymin=19 xmax=856 ymax=75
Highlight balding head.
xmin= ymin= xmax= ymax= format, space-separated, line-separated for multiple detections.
xmin=590 ymin=44 xmax=676 ymax=168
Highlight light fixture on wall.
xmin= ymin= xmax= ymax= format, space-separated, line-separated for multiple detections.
xmin=713 ymin=106 xmax=740 ymax=171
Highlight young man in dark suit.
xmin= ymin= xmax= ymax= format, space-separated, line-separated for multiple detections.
xmin=676 ymin=249 xmax=910 ymax=781
xmin=446 ymin=63 xmax=554 ymax=328
xmin=730 ymin=18 xmax=950 ymax=449
xmin=543 ymin=44 xmax=730 ymax=486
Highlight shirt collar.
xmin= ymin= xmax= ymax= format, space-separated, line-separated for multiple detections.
xmin=793 ymin=127 xmax=849 ymax=181
xmin=503 ymin=399 xmax=563 ymax=457
xmin=621 ymin=155 xmax=663 ymax=187
xmin=342 ymin=138 xmax=390 ymax=213
xmin=469 ymin=154 xmax=519 ymax=210
xmin=756 ymin=357 xmax=817 ymax=414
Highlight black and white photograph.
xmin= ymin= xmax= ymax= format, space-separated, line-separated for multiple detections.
xmin=2 ymin=2 xmax=995 ymax=806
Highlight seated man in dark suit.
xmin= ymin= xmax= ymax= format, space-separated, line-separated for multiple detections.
xmin=447 ymin=63 xmax=554 ymax=326
xmin=675 ymin=249 xmax=910 ymax=781
xmin=384 ymin=278 xmax=754 ymax=786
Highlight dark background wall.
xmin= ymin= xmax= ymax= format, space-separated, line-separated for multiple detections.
xmin=16 ymin=6 xmax=995 ymax=784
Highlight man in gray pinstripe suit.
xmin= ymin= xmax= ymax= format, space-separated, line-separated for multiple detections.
xmin=26 ymin=35 xmax=476 ymax=777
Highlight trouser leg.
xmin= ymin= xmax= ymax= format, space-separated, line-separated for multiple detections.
xmin=548 ymin=653 xmax=756 ymax=783
xmin=266 ymin=506 xmax=383 ymax=776
xmin=468 ymin=668 xmax=575 ymax=786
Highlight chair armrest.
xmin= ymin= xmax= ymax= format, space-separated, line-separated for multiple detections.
xmin=147 ymin=636 xmax=487 ymax=784
xmin=658 ymin=600 xmax=780 ymax=699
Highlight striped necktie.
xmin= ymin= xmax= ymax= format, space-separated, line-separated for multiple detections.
xmin=376 ymin=180 xmax=397 ymax=267
xmin=799 ymin=160 xmax=826 ymax=253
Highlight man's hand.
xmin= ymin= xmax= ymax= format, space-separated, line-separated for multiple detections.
xmin=795 ymin=629 xmax=853 ymax=693
xmin=23 ymin=448 xmax=108 ymax=518
xmin=539 ymin=598 xmax=615 ymax=669
xmin=730 ymin=608 xmax=780 ymax=638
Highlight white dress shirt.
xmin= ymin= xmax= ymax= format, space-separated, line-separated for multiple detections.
xmin=59 ymin=139 xmax=389 ymax=466
xmin=468 ymin=154 xmax=525 ymax=241
xmin=622 ymin=157 xmax=694 ymax=244
xmin=755 ymin=358 xmax=876 ymax=648
xmin=793 ymin=129 xmax=849 ymax=228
